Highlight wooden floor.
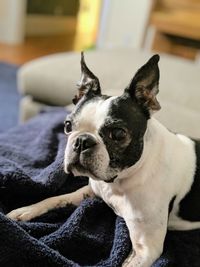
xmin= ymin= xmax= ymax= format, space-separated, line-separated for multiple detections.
xmin=0 ymin=34 xmax=76 ymax=65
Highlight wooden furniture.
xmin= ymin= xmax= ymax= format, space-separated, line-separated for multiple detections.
xmin=149 ymin=0 xmax=200 ymax=60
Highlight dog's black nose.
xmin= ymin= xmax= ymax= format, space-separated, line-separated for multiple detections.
xmin=73 ymin=134 xmax=97 ymax=152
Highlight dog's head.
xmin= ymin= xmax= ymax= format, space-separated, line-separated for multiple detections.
xmin=64 ymin=52 xmax=160 ymax=182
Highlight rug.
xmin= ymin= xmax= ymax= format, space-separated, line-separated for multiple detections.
xmin=0 ymin=62 xmax=20 ymax=133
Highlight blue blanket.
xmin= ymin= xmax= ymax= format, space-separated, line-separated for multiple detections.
xmin=0 ymin=110 xmax=199 ymax=267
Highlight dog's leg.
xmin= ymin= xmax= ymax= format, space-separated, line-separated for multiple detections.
xmin=7 ymin=185 xmax=94 ymax=221
xmin=122 ymin=216 xmax=168 ymax=267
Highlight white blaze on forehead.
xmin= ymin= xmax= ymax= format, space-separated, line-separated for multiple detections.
xmin=75 ymin=96 xmax=117 ymax=132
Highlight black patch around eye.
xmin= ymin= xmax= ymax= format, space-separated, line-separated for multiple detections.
xmin=102 ymin=94 xmax=148 ymax=170
xmin=64 ymin=120 xmax=72 ymax=134
xmin=110 ymin=128 xmax=127 ymax=141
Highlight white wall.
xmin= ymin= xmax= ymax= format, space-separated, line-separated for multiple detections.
xmin=98 ymin=0 xmax=153 ymax=49
xmin=0 ymin=0 xmax=26 ymax=44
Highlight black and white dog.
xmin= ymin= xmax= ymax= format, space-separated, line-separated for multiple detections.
xmin=7 ymin=53 xmax=200 ymax=267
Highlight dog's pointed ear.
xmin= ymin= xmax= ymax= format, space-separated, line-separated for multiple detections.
xmin=72 ymin=52 xmax=101 ymax=105
xmin=126 ymin=54 xmax=161 ymax=112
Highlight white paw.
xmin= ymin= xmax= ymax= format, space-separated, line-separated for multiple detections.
xmin=7 ymin=205 xmax=44 ymax=221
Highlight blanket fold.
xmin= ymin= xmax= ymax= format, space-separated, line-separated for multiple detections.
xmin=0 ymin=110 xmax=199 ymax=267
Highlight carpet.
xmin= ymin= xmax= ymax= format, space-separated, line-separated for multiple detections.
xmin=0 ymin=62 xmax=20 ymax=133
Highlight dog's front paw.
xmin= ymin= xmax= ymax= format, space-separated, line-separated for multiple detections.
xmin=7 ymin=205 xmax=44 ymax=221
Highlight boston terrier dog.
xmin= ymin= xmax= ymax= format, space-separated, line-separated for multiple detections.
xmin=7 ymin=53 xmax=200 ymax=267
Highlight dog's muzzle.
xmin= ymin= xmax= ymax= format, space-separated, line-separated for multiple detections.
xmin=66 ymin=133 xmax=98 ymax=173
xmin=73 ymin=134 xmax=97 ymax=153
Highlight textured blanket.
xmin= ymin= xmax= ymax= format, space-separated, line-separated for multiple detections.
xmin=0 ymin=110 xmax=199 ymax=267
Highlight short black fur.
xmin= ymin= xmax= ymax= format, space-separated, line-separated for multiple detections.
xmin=178 ymin=140 xmax=200 ymax=221
xmin=99 ymin=93 xmax=148 ymax=170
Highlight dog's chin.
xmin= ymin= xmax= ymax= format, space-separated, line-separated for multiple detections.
xmin=65 ymin=161 xmax=118 ymax=183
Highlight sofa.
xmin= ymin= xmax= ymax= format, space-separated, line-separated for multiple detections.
xmin=17 ymin=48 xmax=200 ymax=138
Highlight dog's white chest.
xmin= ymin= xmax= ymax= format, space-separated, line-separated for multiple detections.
xmin=89 ymin=179 xmax=127 ymax=217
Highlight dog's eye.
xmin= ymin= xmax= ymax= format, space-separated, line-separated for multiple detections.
xmin=109 ymin=128 xmax=127 ymax=141
xmin=64 ymin=120 xmax=72 ymax=134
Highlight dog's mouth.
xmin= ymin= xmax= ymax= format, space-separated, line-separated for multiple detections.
xmin=105 ymin=175 xmax=118 ymax=183
xmin=65 ymin=146 xmax=118 ymax=183
xmin=66 ymin=159 xmax=118 ymax=183
xmin=66 ymin=156 xmax=95 ymax=177
xmin=66 ymin=159 xmax=85 ymax=174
